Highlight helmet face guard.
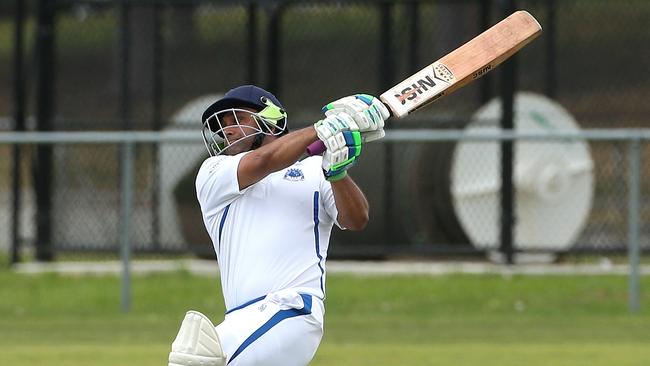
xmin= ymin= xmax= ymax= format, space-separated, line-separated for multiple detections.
xmin=202 ymin=96 xmax=288 ymax=156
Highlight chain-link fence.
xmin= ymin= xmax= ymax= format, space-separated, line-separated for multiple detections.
xmin=0 ymin=130 xmax=648 ymax=261
xmin=0 ymin=0 xmax=648 ymax=260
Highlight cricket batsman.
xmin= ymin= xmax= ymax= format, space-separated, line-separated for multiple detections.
xmin=168 ymin=85 xmax=389 ymax=366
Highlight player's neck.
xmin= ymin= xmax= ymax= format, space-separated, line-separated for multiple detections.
xmin=261 ymin=135 xmax=278 ymax=147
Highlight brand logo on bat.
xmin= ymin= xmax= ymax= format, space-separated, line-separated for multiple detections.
xmin=394 ymin=63 xmax=454 ymax=105
xmin=472 ymin=64 xmax=492 ymax=79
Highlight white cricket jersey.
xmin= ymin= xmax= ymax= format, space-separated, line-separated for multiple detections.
xmin=195 ymin=152 xmax=340 ymax=311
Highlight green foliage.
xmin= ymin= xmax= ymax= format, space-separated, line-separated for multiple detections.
xmin=1 ymin=270 xmax=650 ymax=365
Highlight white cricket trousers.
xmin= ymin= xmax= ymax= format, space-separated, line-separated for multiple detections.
xmin=216 ymin=289 xmax=324 ymax=366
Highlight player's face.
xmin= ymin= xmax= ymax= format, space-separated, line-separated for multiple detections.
xmin=220 ymin=108 xmax=261 ymax=155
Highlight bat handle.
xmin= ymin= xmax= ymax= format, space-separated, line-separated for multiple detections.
xmin=306 ymin=140 xmax=326 ymax=156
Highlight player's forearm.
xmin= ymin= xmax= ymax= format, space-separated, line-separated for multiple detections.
xmin=256 ymin=126 xmax=318 ymax=171
xmin=238 ymin=126 xmax=318 ymax=189
xmin=331 ymin=176 xmax=369 ymax=231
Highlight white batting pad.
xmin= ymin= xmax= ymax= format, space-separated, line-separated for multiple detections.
xmin=169 ymin=311 xmax=226 ymax=366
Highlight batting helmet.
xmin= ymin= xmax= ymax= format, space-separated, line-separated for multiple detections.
xmin=201 ymin=85 xmax=288 ymax=135
xmin=201 ymin=85 xmax=289 ymax=156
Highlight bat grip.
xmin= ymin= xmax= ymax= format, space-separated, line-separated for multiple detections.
xmin=306 ymin=140 xmax=326 ymax=156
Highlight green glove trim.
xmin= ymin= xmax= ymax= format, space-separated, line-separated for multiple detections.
xmin=331 ymin=156 xmax=357 ymax=171
xmin=352 ymin=131 xmax=362 ymax=156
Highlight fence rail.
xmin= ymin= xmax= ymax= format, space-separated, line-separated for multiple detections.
xmin=3 ymin=128 xmax=650 ymax=144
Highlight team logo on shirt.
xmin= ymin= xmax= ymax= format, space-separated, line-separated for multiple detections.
xmin=283 ymin=168 xmax=305 ymax=181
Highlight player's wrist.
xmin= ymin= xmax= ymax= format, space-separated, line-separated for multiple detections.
xmin=325 ymin=170 xmax=347 ymax=182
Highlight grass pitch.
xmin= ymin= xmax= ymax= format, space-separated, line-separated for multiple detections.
xmin=1 ymin=269 xmax=649 ymax=366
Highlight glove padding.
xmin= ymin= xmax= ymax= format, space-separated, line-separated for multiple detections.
xmin=313 ymin=113 xmax=358 ymax=148
xmin=321 ymin=129 xmax=362 ymax=181
xmin=322 ymin=94 xmax=390 ymax=142
xmin=314 ymin=113 xmax=361 ymax=181
xmin=314 ymin=114 xmax=362 ymax=181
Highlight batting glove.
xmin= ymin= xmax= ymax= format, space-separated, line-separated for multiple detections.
xmin=314 ymin=112 xmax=358 ymax=148
xmin=322 ymin=129 xmax=362 ymax=181
xmin=314 ymin=114 xmax=362 ymax=181
xmin=322 ymin=94 xmax=390 ymax=142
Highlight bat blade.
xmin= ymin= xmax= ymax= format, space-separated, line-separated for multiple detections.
xmin=382 ymin=10 xmax=541 ymax=118
xmin=307 ymin=10 xmax=542 ymax=156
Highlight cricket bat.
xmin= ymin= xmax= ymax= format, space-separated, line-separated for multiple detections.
xmin=307 ymin=10 xmax=542 ymax=155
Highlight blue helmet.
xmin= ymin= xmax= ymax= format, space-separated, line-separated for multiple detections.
xmin=202 ymin=85 xmax=288 ymax=135
xmin=201 ymin=85 xmax=289 ymax=156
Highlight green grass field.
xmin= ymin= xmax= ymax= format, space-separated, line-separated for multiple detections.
xmin=1 ymin=269 xmax=649 ymax=366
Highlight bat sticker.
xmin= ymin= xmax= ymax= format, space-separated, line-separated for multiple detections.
xmin=394 ymin=62 xmax=455 ymax=105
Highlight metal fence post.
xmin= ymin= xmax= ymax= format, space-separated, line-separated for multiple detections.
xmin=120 ymin=141 xmax=135 ymax=313
xmin=120 ymin=0 xmax=131 ymax=131
xmin=266 ymin=3 xmax=283 ymax=98
xmin=545 ymin=0 xmax=557 ymax=98
xmin=627 ymin=138 xmax=641 ymax=313
xmin=11 ymin=0 xmax=26 ymax=265
xmin=34 ymin=0 xmax=57 ymax=262
xmin=119 ymin=1 xmax=133 ymax=312
xmin=247 ymin=2 xmax=258 ymax=85
xmin=406 ymin=2 xmax=419 ymax=72
xmin=379 ymin=1 xmax=395 ymax=241
xmin=499 ymin=0 xmax=517 ymax=264
xmin=151 ymin=3 xmax=163 ymax=251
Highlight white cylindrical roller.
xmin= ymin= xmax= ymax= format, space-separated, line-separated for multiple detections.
xmin=451 ymin=92 xmax=594 ymax=251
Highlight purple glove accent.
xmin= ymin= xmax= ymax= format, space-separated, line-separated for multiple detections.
xmin=306 ymin=140 xmax=326 ymax=156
